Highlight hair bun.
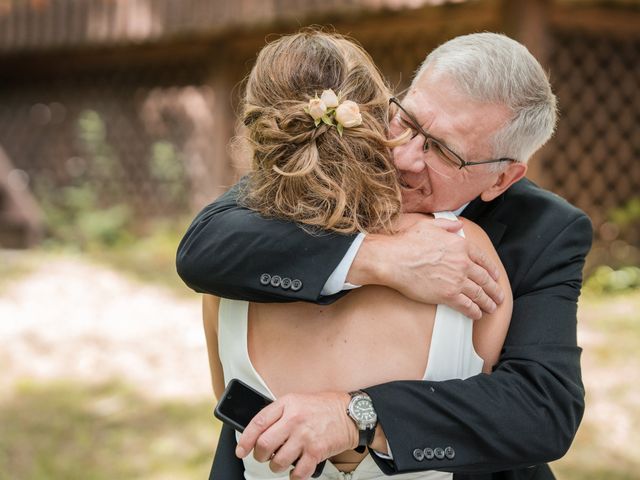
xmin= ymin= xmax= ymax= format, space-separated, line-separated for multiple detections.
xmin=241 ymin=29 xmax=402 ymax=234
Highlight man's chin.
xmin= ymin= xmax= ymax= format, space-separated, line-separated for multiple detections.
xmin=401 ymin=192 xmax=435 ymax=214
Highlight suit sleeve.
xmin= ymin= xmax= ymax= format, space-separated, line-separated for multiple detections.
xmin=364 ymin=213 xmax=593 ymax=474
xmin=209 ymin=424 xmax=245 ymax=480
xmin=176 ymin=179 xmax=357 ymax=303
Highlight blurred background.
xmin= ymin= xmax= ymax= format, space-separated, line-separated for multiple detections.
xmin=0 ymin=0 xmax=638 ymax=479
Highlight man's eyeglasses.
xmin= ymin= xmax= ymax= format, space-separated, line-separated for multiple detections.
xmin=389 ymin=97 xmax=516 ymax=178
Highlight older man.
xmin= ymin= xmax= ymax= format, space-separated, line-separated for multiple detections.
xmin=177 ymin=33 xmax=592 ymax=480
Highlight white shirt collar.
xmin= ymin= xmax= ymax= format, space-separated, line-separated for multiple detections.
xmin=452 ymin=202 xmax=470 ymax=216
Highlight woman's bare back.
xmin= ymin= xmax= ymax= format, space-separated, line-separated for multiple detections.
xmin=205 ymin=216 xmax=512 ymax=473
xmin=248 ymin=285 xmax=438 ymax=470
xmin=248 ymin=285 xmax=438 ymax=398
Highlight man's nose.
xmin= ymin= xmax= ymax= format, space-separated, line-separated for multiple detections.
xmin=393 ymin=141 xmax=426 ymax=173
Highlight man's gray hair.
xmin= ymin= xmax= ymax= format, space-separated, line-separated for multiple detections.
xmin=413 ymin=32 xmax=557 ymax=164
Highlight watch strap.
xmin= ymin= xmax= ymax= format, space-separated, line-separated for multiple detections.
xmin=355 ymin=426 xmax=375 ymax=453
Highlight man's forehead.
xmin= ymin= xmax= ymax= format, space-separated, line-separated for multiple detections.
xmin=402 ymin=79 xmax=451 ymax=120
xmin=402 ymin=87 xmax=427 ymax=114
xmin=401 ymin=80 xmax=458 ymax=131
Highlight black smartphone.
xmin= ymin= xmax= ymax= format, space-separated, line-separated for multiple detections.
xmin=214 ymin=378 xmax=273 ymax=433
xmin=214 ymin=378 xmax=326 ymax=478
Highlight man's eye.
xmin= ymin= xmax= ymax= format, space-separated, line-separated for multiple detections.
xmin=431 ymin=142 xmax=447 ymax=157
xmin=399 ymin=119 xmax=418 ymax=137
xmin=432 ymin=142 xmax=460 ymax=166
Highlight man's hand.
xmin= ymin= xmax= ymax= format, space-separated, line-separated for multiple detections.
xmin=236 ymin=392 xmax=357 ymax=480
xmin=348 ymin=214 xmax=504 ymax=320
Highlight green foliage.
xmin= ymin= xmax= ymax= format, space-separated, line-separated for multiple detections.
xmin=588 ymin=197 xmax=640 ymax=277
xmin=34 ymin=110 xmax=188 ymax=251
xmin=0 ymin=251 xmax=39 ymax=293
xmin=609 ymin=197 xmax=640 ymax=231
xmin=585 ymin=265 xmax=640 ymax=294
xmin=33 ymin=110 xmax=134 ymax=248
xmin=149 ymin=140 xmax=187 ymax=205
xmin=553 ymin=290 xmax=640 ymax=479
xmin=0 ymin=381 xmax=218 ymax=480
xmin=36 ymin=182 xmax=134 ymax=249
xmin=76 ymin=204 xmax=133 ymax=247
xmin=76 ymin=110 xmax=120 ymax=180
xmin=150 ymin=141 xmax=184 ymax=182
xmin=87 ymin=218 xmax=194 ymax=294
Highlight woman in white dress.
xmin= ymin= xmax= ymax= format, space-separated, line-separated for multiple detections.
xmin=202 ymin=30 xmax=513 ymax=480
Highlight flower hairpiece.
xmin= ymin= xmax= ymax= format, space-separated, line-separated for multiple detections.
xmin=304 ymin=89 xmax=362 ymax=136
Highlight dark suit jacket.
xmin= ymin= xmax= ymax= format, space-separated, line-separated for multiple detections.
xmin=177 ymin=178 xmax=592 ymax=480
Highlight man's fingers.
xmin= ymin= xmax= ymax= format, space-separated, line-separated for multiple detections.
xmin=269 ymin=440 xmax=301 ymax=473
xmin=468 ymin=262 xmax=503 ymax=308
xmin=430 ymin=217 xmax=463 ymax=233
xmin=253 ymin=417 xmax=293 ymax=463
xmin=289 ymin=453 xmax=319 ymax=480
xmin=451 ymin=293 xmax=482 ymax=320
xmin=236 ymin=402 xmax=284 ymax=458
xmin=468 ymin=242 xmax=501 ymax=283
xmin=461 ymin=279 xmax=496 ymax=316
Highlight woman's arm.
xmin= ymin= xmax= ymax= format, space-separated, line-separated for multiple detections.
xmin=202 ymin=294 xmax=226 ymax=399
xmin=461 ymin=219 xmax=513 ymax=372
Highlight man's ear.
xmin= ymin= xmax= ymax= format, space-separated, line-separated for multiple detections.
xmin=480 ymin=162 xmax=528 ymax=202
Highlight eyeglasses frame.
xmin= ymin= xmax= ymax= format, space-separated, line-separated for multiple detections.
xmin=389 ymin=97 xmax=516 ymax=170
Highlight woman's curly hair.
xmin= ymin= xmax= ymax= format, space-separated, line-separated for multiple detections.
xmin=240 ymin=29 xmax=405 ymax=234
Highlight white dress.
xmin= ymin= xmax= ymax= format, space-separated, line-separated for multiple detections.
xmin=217 ymin=212 xmax=483 ymax=480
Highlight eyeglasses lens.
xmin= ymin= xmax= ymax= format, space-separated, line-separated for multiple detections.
xmin=423 ymin=139 xmax=460 ymax=178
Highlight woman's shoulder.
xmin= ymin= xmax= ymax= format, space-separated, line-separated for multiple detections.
xmin=459 ymin=217 xmax=492 ymax=247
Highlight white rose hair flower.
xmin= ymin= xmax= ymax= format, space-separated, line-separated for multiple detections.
xmin=335 ymin=100 xmax=362 ymax=130
xmin=320 ymin=89 xmax=339 ymax=108
xmin=305 ymin=89 xmax=362 ymax=135
xmin=306 ymin=97 xmax=327 ymax=123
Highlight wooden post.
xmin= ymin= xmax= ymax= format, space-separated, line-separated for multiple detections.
xmin=501 ymin=0 xmax=552 ymax=186
xmin=180 ymin=54 xmax=243 ymax=212
xmin=0 ymin=147 xmax=43 ymax=248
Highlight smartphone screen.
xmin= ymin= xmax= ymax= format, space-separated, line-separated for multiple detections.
xmin=214 ymin=378 xmax=326 ymax=478
xmin=215 ymin=379 xmax=273 ymax=433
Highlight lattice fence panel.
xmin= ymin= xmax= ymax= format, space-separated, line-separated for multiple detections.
xmin=541 ymin=28 xmax=640 ymax=267
xmin=0 ymin=61 xmax=218 ymax=221
xmin=2 ymin=22 xmax=638 ymax=265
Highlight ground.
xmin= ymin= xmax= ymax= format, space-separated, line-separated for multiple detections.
xmin=0 ymin=253 xmax=208 ymax=400
xmin=0 ymin=250 xmax=638 ymax=479
xmin=0 ymin=251 xmax=216 ymax=479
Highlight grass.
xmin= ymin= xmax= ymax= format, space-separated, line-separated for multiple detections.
xmin=551 ymin=289 xmax=640 ymax=480
xmin=0 ymin=380 xmax=219 ymax=480
xmin=0 ymin=250 xmax=40 ymax=293
xmin=35 ymin=218 xmax=195 ymax=297
xmin=2 ymin=244 xmax=638 ymax=479
xmin=83 ymin=222 xmax=191 ymax=296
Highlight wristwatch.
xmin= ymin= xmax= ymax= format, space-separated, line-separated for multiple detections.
xmin=346 ymin=391 xmax=377 ymax=453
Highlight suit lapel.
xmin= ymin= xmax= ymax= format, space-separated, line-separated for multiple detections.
xmin=461 ymin=197 xmax=507 ymax=247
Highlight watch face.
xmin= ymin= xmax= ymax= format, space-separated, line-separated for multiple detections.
xmin=351 ymin=396 xmax=377 ymax=425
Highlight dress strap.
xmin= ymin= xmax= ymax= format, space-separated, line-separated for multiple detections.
xmin=433 ymin=211 xmax=465 ymax=238
xmin=218 ymin=298 xmax=275 ymax=399
xmin=423 ymin=212 xmax=483 ymax=381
